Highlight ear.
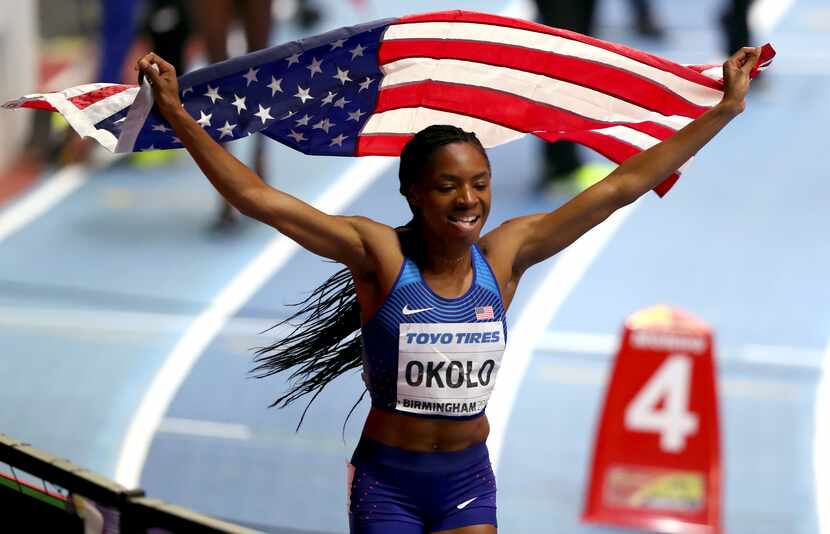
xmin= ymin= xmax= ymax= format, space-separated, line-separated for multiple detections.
xmin=406 ymin=182 xmax=424 ymax=209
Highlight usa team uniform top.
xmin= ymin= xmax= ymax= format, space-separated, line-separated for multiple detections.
xmin=360 ymin=244 xmax=507 ymax=419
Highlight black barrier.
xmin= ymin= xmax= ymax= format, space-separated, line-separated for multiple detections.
xmin=0 ymin=433 xmax=258 ymax=533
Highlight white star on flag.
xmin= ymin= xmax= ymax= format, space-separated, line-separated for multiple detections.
xmin=196 ymin=110 xmax=212 ymax=128
xmin=204 ymin=85 xmax=222 ymax=103
xmin=217 ymin=121 xmax=236 ymax=139
xmin=172 ymin=137 xmax=182 ymax=144
xmin=307 ymin=57 xmax=324 ymax=78
xmin=295 ymin=114 xmax=311 ymax=126
xmin=267 ymin=76 xmax=283 ymax=96
xmin=152 ymin=124 xmax=171 ymax=132
xmin=286 ymin=52 xmax=301 ymax=66
xmin=329 ymin=134 xmax=348 ymax=147
xmin=321 ymin=91 xmax=337 ymax=105
xmin=295 ymin=85 xmax=314 ymax=103
xmin=232 ymin=94 xmax=246 ymax=114
xmin=330 ymin=39 xmax=346 ymax=50
xmin=347 ymin=109 xmax=365 ymax=122
xmin=313 ymin=118 xmax=334 ymax=133
xmin=243 ymin=67 xmax=259 ymax=86
xmin=333 ymin=67 xmax=352 ymax=85
xmin=350 ymin=44 xmax=366 ymax=59
xmin=254 ymin=104 xmax=273 ymax=124
xmin=334 ymin=97 xmax=350 ymax=109
xmin=288 ymin=130 xmax=306 ymax=143
xmin=358 ymin=77 xmax=374 ymax=92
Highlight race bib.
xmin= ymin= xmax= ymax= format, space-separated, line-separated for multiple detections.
xmin=397 ymin=322 xmax=505 ymax=416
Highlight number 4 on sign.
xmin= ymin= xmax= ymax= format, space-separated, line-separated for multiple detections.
xmin=624 ymin=354 xmax=699 ymax=453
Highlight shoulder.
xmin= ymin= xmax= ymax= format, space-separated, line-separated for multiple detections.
xmin=339 ymin=215 xmax=398 ymax=245
xmin=478 ymin=213 xmax=544 ymax=258
xmin=341 ymin=215 xmax=405 ymax=278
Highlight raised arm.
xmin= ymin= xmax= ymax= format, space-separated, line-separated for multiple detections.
xmin=489 ymin=46 xmax=762 ymax=275
xmin=137 ymin=53 xmax=376 ymax=273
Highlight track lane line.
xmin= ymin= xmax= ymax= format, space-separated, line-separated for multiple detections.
xmin=487 ymin=203 xmax=637 ymax=473
xmin=0 ymin=165 xmax=86 ymax=242
xmin=816 ymin=338 xmax=830 ymax=534
xmin=114 ymin=156 xmax=392 ymax=488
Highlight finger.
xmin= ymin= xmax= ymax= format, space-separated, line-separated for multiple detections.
xmin=138 ymin=59 xmax=162 ymax=86
xmin=148 ymin=52 xmax=176 ymax=75
xmin=742 ymin=47 xmax=762 ymax=73
xmin=138 ymin=52 xmax=177 ymax=77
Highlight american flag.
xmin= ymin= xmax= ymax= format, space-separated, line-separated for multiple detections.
xmin=475 ymin=306 xmax=495 ymax=321
xmin=3 ymin=10 xmax=774 ymax=196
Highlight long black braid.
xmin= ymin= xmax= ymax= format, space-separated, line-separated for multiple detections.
xmin=251 ymin=125 xmax=488 ymax=430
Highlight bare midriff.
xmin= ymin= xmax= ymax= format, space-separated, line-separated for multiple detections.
xmin=362 ymin=406 xmax=490 ymax=452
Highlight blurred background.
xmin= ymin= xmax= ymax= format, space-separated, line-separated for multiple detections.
xmin=0 ymin=0 xmax=828 ymax=532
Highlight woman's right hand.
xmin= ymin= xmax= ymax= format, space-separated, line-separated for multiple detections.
xmin=135 ymin=52 xmax=183 ymax=122
xmin=720 ymin=46 xmax=762 ymax=116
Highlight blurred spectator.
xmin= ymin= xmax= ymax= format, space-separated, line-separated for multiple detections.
xmin=532 ymin=0 xmax=612 ymax=195
xmin=721 ymin=0 xmax=754 ymax=55
xmin=57 ymin=0 xmax=191 ymax=166
xmin=296 ymin=0 xmax=322 ymax=30
xmin=189 ymin=0 xmax=273 ymax=230
xmin=629 ymin=0 xmax=665 ymax=39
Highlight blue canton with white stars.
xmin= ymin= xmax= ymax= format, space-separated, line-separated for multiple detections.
xmin=96 ymin=19 xmax=392 ymax=155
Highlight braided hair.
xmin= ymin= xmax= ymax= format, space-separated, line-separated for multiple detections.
xmin=251 ymin=125 xmax=488 ymax=429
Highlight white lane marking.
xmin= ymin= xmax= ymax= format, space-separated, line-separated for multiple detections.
xmin=5 ymin=306 xmax=822 ymax=371
xmin=816 ymin=339 xmax=830 ymax=534
xmin=0 ymin=165 xmax=86 ymax=242
xmin=114 ymin=156 xmax=393 ymax=488
xmin=487 ymin=203 xmax=636 ymax=473
xmin=535 ymin=330 xmax=825 ymax=369
xmin=750 ymin=0 xmax=797 ymax=34
xmin=536 ymin=362 xmax=801 ymax=402
xmin=157 ymin=417 xmax=253 ymax=441
xmin=0 ymin=306 xmax=280 ymax=336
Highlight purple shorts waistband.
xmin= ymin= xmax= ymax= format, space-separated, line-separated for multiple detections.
xmin=351 ymin=436 xmax=489 ymax=473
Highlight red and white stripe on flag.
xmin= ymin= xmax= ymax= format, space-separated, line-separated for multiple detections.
xmin=475 ymin=306 xmax=495 ymax=321
xmin=358 ymin=11 xmax=775 ymax=197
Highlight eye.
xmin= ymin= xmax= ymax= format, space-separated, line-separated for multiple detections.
xmin=437 ymin=184 xmax=454 ymax=193
xmin=474 ymin=182 xmax=488 ymax=191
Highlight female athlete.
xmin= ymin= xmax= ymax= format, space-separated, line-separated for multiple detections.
xmin=137 ymin=45 xmax=761 ymax=534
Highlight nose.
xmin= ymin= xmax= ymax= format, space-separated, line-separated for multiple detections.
xmin=455 ymin=184 xmax=476 ymax=207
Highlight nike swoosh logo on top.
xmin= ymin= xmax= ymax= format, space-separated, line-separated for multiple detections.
xmin=457 ymin=497 xmax=477 ymax=509
xmin=402 ymin=305 xmax=434 ymax=315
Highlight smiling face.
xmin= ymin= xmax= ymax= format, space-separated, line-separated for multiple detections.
xmin=407 ymin=141 xmax=492 ymax=244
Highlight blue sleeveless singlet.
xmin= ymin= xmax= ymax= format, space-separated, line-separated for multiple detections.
xmin=360 ymin=244 xmax=507 ymax=419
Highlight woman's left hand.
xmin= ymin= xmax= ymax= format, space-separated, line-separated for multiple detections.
xmin=721 ymin=46 xmax=762 ymax=115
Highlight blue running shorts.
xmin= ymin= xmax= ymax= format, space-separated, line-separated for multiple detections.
xmin=348 ymin=437 xmax=497 ymax=533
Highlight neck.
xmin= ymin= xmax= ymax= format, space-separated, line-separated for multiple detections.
xmin=417 ymin=230 xmax=473 ymax=276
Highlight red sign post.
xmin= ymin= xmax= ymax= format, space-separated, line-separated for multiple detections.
xmin=582 ymin=305 xmax=721 ymax=534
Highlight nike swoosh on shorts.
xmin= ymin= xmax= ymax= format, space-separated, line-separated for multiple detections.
xmin=457 ymin=497 xmax=477 ymax=509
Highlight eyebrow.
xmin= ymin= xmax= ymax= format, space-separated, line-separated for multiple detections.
xmin=437 ymin=171 xmax=491 ymax=181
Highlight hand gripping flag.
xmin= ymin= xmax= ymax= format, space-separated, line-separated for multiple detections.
xmin=3 ymin=10 xmax=774 ymax=197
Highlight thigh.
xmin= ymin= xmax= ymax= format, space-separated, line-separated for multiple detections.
xmin=428 ymin=455 xmax=497 ymax=532
xmin=433 ymin=525 xmax=497 ymax=534
xmin=349 ymin=462 xmax=425 ymax=529
xmin=350 ymin=518 xmax=425 ymax=534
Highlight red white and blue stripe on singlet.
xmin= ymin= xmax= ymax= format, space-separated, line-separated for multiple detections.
xmin=360 ymin=244 xmax=506 ymax=419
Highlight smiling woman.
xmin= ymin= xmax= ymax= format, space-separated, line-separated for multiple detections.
xmin=136 ymin=41 xmax=762 ymax=533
